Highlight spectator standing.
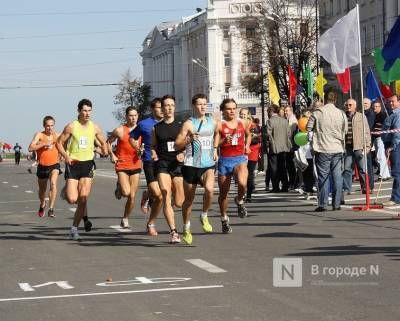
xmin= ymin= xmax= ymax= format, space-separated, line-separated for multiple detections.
xmin=306 ymin=91 xmax=347 ymax=211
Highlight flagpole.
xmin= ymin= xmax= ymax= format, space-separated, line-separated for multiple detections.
xmin=349 ymin=68 xmax=352 ymax=98
xmin=352 ymin=4 xmax=382 ymax=211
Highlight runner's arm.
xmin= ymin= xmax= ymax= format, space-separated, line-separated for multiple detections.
xmin=150 ymin=128 xmax=158 ymax=161
xmin=56 ymin=123 xmax=73 ymax=164
xmin=244 ymin=120 xmax=252 ymax=154
xmin=107 ymin=128 xmax=120 ymax=162
xmin=94 ymin=124 xmax=108 ymax=156
xmin=175 ymin=120 xmax=193 ymax=150
xmin=128 ymin=124 xmax=141 ymax=150
xmin=213 ymin=122 xmax=220 ymax=161
xmin=28 ymin=132 xmax=46 ymax=152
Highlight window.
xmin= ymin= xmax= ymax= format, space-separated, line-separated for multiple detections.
xmin=224 ymin=83 xmax=231 ymax=93
xmin=247 ymin=52 xmax=257 ymax=66
xmin=224 ymin=54 xmax=231 ymax=67
xmin=371 ymin=24 xmax=376 ymax=49
xmin=363 ymin=26 xmax=367 ymax=53
xmin=336 ymin=0 xmax=341 ymax=14
xmin=246 ymin=27 xmax=256 ymax=38
xmin=223 ymin=26 xmax=229 ymax=39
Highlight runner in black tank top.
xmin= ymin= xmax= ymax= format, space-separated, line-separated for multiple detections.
xmin=151 ymin=95 xmax=184 ymax=244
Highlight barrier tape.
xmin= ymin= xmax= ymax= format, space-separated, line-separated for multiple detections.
xmin=371 ymin=128 xmax=400 ymax=135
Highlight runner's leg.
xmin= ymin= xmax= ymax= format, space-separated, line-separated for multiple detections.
xmin=72 ymin=178 xmax=92 ymax=228
xmin=172 ymin=176 xmax=184 ymax=208
xmin=123 ymin=173 xmax=140 ymax=220
xmin=48 ymin=170 xmax=59 ymax=210
xmin=158 ymin=173 xmax=176 ymax=230
xmin=117 ymin=172 xmax=131 ymax=198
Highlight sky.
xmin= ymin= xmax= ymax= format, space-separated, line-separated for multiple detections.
xmin=0 ymin=0 xmax=204 ymax=152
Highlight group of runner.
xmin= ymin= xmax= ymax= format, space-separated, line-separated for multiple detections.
xmin=27 ymin=94 xmax=253 ymax=244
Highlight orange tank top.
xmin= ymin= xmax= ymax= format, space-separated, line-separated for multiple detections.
xmin=115 ymin=125 xmax=142 ymax=171
xmin=37 ymin=132 xmax=59 ymax=166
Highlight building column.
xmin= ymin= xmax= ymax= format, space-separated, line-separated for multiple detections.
xmin=181 ymin=36 xmax=190 ymax=111
xmin=207 ymin=23 xmax=221 ymax=110
xmin=230 ymin=24 xmax=241 ymax=92
xmin=167 ymin=51 xmax=174 ymax=94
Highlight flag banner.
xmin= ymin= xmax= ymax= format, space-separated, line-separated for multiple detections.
xmin=382 ymin=17 xmax=400 ymax=71
xmin=336 ymin=68 xmax=351 ymax=94
xmin=373 ymin=48 xmax=400 ymax=85
xmin=315 ymin=69 xmax=327 ymax=98
xmin=379 ymin=83 xmax=393 ymax=99
xmin=268 ymin=70 xmax=280 ymax=105
xmin=396 ymin=80 xmax=400 ymax=95
xmin=288 ymin=65 xmax=297 ymax=104
xmin=303 ymin=63 xmax=313 ymax=98
xmin=365 ymin=68 xmax=382 ymax=101
xmin=317 ymin=7 xmax=360 ymax=74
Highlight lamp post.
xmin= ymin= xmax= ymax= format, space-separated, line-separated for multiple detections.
xmin=259 ymin=63 xmax=266 ymax=171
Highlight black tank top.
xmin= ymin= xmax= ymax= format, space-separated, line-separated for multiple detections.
xmin=154 ymin=119 xmax=183 ymax=161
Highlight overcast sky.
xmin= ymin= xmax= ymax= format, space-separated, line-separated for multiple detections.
xmin=0 ymin=0 xmax=204 ymax=151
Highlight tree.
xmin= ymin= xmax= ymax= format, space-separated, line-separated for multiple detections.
xmin=240 ymin=0 xmax=318 ymax=110
xmin=113 ymin=69 xmax=152 ymax=123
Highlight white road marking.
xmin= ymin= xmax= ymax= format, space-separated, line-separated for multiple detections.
xmin=12 ymin=185 xmax=19 ymax=188
xmin=25 ymin=191 xmax=34 ymax=194
xmin=18 ymin=281 xmax=74 ymax=292
xmin=110 ymin=225 xmax=132 ymax=233
xmin=186 ymin=259 xmax=227 ymax=273
xmin=0 ymin=200 xmax=37 ymax=204
xmin=0 ymin=285 xmax=223 ymax=303
xmin=345 ymin=194 xmax=391 ymax=203
xmin=69 ymin=208 xmax=76 ymax=212
xmin=2 ymin=181 xmax=8 ymax=184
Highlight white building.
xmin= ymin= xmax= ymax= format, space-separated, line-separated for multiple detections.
xmin=319 ymin=0 xmax=400 ymax=102
xmin=141 ymin=1 xmax=271 ymax=117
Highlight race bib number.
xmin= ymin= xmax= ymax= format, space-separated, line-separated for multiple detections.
xmin=231 ymin=135 xmax=238 ymax=146
xmin=199 ymin=137 xmax=212 ymax=150
xmin=79 ymin=136 xmax=88 ymax=149
xmin=167 ymin=141 xmax=175 ymax=152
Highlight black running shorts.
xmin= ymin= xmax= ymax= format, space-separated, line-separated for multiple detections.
xmin=36 ymin=163 xmax=61 ymax=180
xmin=155 ymin=159 xmax=182 ymax=178
xmin=65 ymin=160 xmax=96 ymax=180
xmin=182 ymin=165 xmax=215 ymax=185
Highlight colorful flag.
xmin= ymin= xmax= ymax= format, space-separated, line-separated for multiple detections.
xmin=317 ymin=7 xmax=360 ymax=73
xmin=315 ymin=69 xmax=327 ymax=98
xmin=382 ymin=17 xmax=400 ymax=71
xmin=303 ymin=63 xmax=313 ymax=98
xmin=365 ymin=68 xmax=382 ymax=101
xmin=268 ymin=70 xmax=280 ymax=105
xmin=379 ymin=83 xmax=393 ymax=99
xmin=373 ymin=48 xmax=400 ymax=85
xmin=396 ymin=80 xmax=400 ymax=95
xmin=288 ymin=65 xmax=297 ymax=104
xmin=336 ymin=68 xmax=351 ymax=94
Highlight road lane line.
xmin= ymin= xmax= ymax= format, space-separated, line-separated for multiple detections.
xmin=0 ymin=200 xmax=37 ymax=204
xmin=0 ymin=285 xmax=224 ymax=303
xmin=186 ymin=259 xmax=227 ymax=273
xmin=2 ymin=181 xmax=8 ymax=184
xmin=12 ymin=185 xmax=19 ymax=188
xmin=25 ymin=190 xmax=34 ymax=194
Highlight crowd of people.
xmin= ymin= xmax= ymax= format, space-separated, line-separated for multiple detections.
xmin=20 ymin=91 xmax=400 ymax=244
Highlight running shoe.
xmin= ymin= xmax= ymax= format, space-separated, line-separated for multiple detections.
xmin=69 ymin=229 xmax=81 ymax=241
xmin=47 ymin=208 xmax=55 ymax=218
xmin=37 ymin=205 xmax=45 ymax=218
xmin=221 ymin=219 xmax=232 ymax=234
xmin=120 ymin=218 xmax=131 ymax=229
xmin=114 ymin=182 xmax=122 ymax=200
xmin=27 ymin=168 xmax=32 ymax=174
xmin=182 ymin=229 xmax=193 ymax=245
xmin=140 ymin=191 xmax=150 ymax=214
xmin=146 ymin=224 xmax=158 ymax=236
xmin=83 ymin=217 xmax=92 ymax=232
xmin=170 ymin=230 xmax=181 ymax=244
xmin=200 ymin=215 xmax=213 ymax=233
xmin=235 ymin=196 xmax=248 ymax=218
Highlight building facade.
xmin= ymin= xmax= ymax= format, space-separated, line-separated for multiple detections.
xmin=141 ymin=0 xmax=273 ymax=117
xmin=319 ymin=0 xmax=400 ymax=102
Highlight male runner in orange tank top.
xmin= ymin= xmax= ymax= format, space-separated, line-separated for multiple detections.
xmin=28 ymin=116 xmax=61 ymax=218
xmin=107 ymin=107 xmax=142 ymax=229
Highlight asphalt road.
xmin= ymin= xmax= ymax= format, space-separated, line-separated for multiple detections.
xmin=1 ymin=159 xmax=400 ymax=321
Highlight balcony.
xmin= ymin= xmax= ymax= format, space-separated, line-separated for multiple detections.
xmin=221 ymin=91 xmax=260 ymax=105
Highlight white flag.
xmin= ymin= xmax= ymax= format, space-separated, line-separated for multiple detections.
xmin=317 ymin=7 xmax=360 ymax=74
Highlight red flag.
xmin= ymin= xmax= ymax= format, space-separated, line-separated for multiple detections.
xmin=379 ymin=83 xmax=393 ymax=98
xmin=288 ymin=65 xmax=297 ymax=104
xmin=336 ymin=68 xmax=351 ymax=94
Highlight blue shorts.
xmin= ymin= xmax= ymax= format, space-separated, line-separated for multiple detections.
xmin=218 ymin=155 xmax=247 ymax=176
